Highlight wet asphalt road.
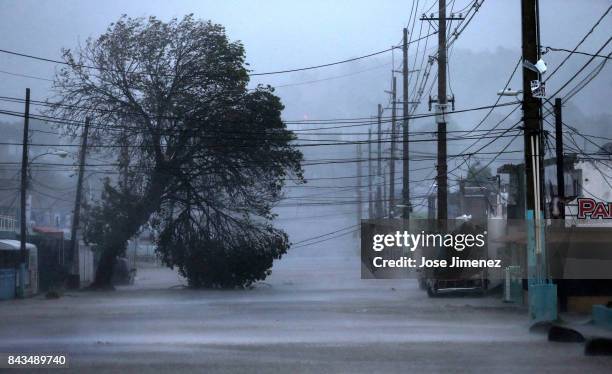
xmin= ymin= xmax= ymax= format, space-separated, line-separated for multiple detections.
xmin=1 ymin=254 xmax=610 ymax=373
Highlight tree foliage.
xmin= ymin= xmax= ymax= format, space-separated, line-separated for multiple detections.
xmin=50 ymin=15 xmax=303 ymax=288
xmin=466 ymin=161 xmax=493 ymax=187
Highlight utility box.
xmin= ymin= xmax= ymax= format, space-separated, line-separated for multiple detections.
xmin=0 ymin=268 xmax=16 ymax=300
xmin=529 ymin=283 xmax=558 ymax=322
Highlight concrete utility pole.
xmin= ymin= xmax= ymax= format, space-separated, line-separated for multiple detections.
xmin=436 ymin=0 xmax=448 ymax=220
xmin=376 ymin=104 xmax=383 ymax=218
xmin=554 ymin=98 xmax=565 ymax=219
xmin=521 ymin=0 xmax=555 ymax=321
xmin=368 ymin=129 xmax=373 ymax=218
xmin=389 ymin=76 xmax=397 ymax=218
xmin=18 ymin=88 xmax=30 ymax=298
xmin=69 ymin=116 xmax=91 ymax=288
xmin=402 ymin=27 xmax=411 ymax=219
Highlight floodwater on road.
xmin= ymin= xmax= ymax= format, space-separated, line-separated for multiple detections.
xmin=0 ymin=249 xmax=610 ymax=373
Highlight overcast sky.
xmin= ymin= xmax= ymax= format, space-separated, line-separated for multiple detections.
xmin=0 ymin=0 xmax=609 ymax=231
xmin=0 ymin=0 xmax=609 ymax=105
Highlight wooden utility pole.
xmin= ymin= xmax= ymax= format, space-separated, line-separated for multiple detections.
xmin=383 ymin=172 xmax=387 ymax=218
xmin=420 ymin=2 xmax=462 ymax=220
xmin=18 ymin=88 xmax=30 ymax=298
xmin=69 ymin=116 xmax=91 ymax=288
xmin=521 ymin=0 xmax=545 ymax=241
xmin=554 ymin=98 xmax=565 ymax=219
xmin=521 ymin=0 xmax=543 ymax=218
xmin=402 ymin=27 xmax=411 ymax=219
xmin=436 ymin=0 xmax=448 ymax=220
xmin=357 ymin=143 xmax=363 ymax=225
xmin=521 ymin=0 xmax=556 ymax=321
xmin=368 ymin=129 xmax=373 ymax=218
xmin=119 ymin=130 xmax=130 ymax=192
xmin=389 ymin=76 xmax=397 ymax=218
xmin=376 ymin=104 xmax=383 ymax=218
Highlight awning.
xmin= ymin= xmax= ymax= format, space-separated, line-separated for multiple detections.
xmin=0 ymin=240 xmax=37 ymax=251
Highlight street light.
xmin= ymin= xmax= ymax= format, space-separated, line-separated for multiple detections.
xmin=27 ymin=149 xmax=69 ymax=180
xmin=26 ymin=149 xmax=69 ymax=186
xmin=17 ymin=148 xmax=69 ymax=298
xmin=497 ymin=88 xmax=523 ymax=97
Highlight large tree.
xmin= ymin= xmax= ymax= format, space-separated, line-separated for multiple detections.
xmin=50 ymin=15 xmax=303 ymax=289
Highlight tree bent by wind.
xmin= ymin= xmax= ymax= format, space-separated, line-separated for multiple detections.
xmin=49 ymin=15 xmax=303 ymax=289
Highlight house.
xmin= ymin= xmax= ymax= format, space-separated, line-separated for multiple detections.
xmin=0 ymin=239 xmax=38 ymax=300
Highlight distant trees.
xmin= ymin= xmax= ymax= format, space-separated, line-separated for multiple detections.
xmin=50 ymin=15 xmax=303 ymax=289
xmin=466 ymin=161 xmax=493 ymax=187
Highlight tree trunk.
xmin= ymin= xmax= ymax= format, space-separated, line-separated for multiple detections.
xmin=89 ymin=170 xmax=168 ymax=289
xmin=90 ymin=249 xmax=116 ymax=290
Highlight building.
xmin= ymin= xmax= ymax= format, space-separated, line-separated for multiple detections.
xmin=497 ymin=152 xmax=612 ymax=312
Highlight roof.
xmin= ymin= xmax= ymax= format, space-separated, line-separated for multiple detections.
xmin=0 ymin=239 xmax=37 ymax=251
xmin=33 ymin=226 xmax=65 ymax=235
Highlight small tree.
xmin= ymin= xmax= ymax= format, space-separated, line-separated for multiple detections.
xmin=466 ymin=161 xmax=493 ymax=187
xmin=51 ymin=15 xmax=303 ymax=288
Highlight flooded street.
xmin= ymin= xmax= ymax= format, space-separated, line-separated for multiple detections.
xmin=1 ymin=252 xmax=610 ymax=373
xmin=0 ymin=1 xmax=611 ymax=372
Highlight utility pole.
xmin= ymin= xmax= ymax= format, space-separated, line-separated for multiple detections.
xmin=69 ymin=117 xmax=91 ymax=288
xmin=376 ymin=104 xmax=383 ymax=218
xmin=554 ymin=98 xmax=565 ymax=219
xmin=421 ymin=1 xmax=461 ymax=220
xmin=357 ymin=143 xmax=363 ymax=226
xmin=119 ymin=130 xmax=130 ymax=192
xmin=383 ymin=172 xmax=387 ymax=218
xmin=436 ymin=0 xmax=448 ymax=220
xmin=521 ymin=0 xmax=555 ymax=321
xmin=368 ymin=129 xmax=373 ymax=219
xmin=389 ymin=76 xmax=397 ymax=218
xmin=18 ymin=88 xmax=30 ymax=298
xmin=402 ymin=27 xmax=411 ymax=219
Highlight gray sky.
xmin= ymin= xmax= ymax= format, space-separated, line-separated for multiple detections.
xmin=0 ymin=0 xmax=609 ymax=108
xmin=0 ymin=0 xmax=610 ymax=233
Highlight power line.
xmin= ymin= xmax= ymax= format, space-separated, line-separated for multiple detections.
xmin=291 ymin=224 xmax=359 ymax=245
xmin=461 ymin=56 xmax=522 ymax=136
xmin=546 ymin=36 xmax=612 ymax=99
xmin=0 ymin=148 xmax=524 ymax=170
xmin=271 ymin=62 xmax=392 ymax=89
xmin=0 ymin=130 xmax=521 ymax=149
xmin=562 ymin=51 xmax=611 ymax=103
xmin=543 ymin=46 xmax=612 ymax=60
xmin=0 ymin=69 xmax=54 ymax=82
xmin=0 ymin=100 xmax=522 ymax=134
xmin=0 ymin=95 xmax=521 ymax=126
xmin=291 ymin=227 xmax=360 ymax=249
xmin=0 ymin=33 xmax=437 ymax=79
xmin=543 ymin=4 xmax=612 ymax=83
xmin=0 ymin=99 xmax=518 ymax=138
xmin=252 ymin=46 xmax=399 ymax=76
